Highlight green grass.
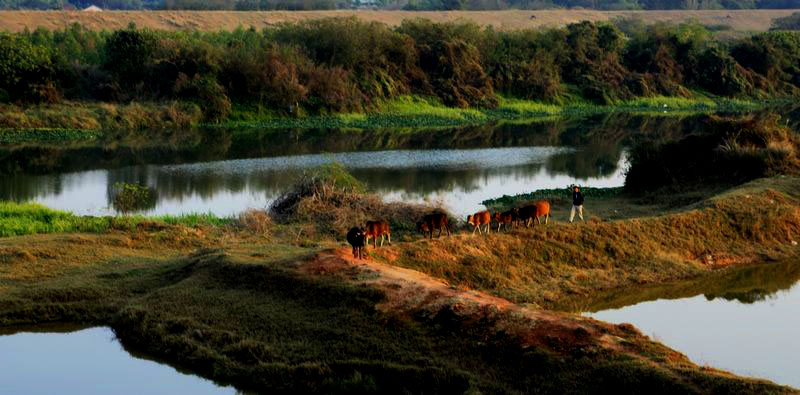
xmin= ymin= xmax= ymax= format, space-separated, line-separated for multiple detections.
xmin=0 ymin=201 xmax=234 ymax=237
xmin=0 ymin=128 xmax=101 ymax=143
xmin=0 ymin=95 xmax=781 ymax=143
xmin=483 ymin=186 xmax=625 ymax=211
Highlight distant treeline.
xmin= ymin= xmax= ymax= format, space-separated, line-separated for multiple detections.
xmin=2 ymin=0 xmax=799 ymax=10
xmin=1 ymin=19 xmax=800 ymax=121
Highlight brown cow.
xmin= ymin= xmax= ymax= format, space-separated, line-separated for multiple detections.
xmin=419 ymin=212 xmax=451 ymax=239
xmin=467 ymin=211 xmax=492 ymax=235
xmin=493 ymin=210 xmax=517 ymax=232
xmin=365 ymin=220 xmax=391 ymax=248
xmin=533 ymin=200 xmax=551 ymax=226
xmin=518 ymin=201 xmax=550 ymax=228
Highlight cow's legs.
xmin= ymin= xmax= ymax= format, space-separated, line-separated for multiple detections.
xmin=546 ymin=213 xmax=549 ymax=224
xmin=485 ymin=223 xmax=490 ymax=234
xmin=387 ymin=233 xmax=391 ymax=245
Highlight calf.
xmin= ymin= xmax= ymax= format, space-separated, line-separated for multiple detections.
xmin=419 ymin=212 xmax=451 ymax=239
xmin=365 ymin=220 xmax=391 ymax=248
xmin=346 ymin=227 xmax=366 ymax=259
xmin=493 ymin=210 xmax=517 ymax=232
xmin=467 ymin=211 xmax=492 ymax=235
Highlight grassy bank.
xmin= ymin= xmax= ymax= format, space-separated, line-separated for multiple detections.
xmin=0 ymin=202 xmax=232 ymax=237
xmin=0 ymin=218 xmax=792 ymax=393
xmin=374 ymin=177 xmax=800 ymax=308
xmin=0 ymin=95 xmax=769 ymax=143
xmin=0 ymin=174 xmax=798 ymax=391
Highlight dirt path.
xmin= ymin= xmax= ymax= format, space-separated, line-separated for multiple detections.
xmin=304 ymin=246 xmax=696 ymax=363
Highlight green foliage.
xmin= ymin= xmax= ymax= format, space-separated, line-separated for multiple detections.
xmin=482 ymin=186 xmax=624 ymax=210
xmin=103 ymin=28 xmax=158 ymax=85
xmin=313 ymin=162 xmax=365 ymax=193
xmin=0 ymin=202 xmax=109 ymax=236
xmin=0 ymin=33 xmax=56 ymax=103
xmin=0 ymin=201 xmax=235 ymax=237
xmin=2 ymin=21 xmax=800 ymax=124
xmin=112 ymin=182 xmax=157 ymax=213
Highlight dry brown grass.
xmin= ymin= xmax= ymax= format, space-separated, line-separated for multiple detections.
xmin=0 ymin=101 xmax=202 ymax=130
xmin=0 ymin=10 xmax=795 ymax=33
xmin=372 ymin=177 xmax=800 ymax=308
xmin=237 ymin=209 xmax=273 ymax=236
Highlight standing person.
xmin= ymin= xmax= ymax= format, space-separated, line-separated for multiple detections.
xmin=570 ymin=185 xmax=585 ymax=223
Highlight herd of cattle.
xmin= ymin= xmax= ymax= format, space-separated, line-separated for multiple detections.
xmin=346 ymin=200 xmax=551 ymax=259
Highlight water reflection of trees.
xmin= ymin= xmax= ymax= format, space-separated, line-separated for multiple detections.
xmin=570 ymin=260 xmax=800 ymax=313
xmin=0 ymin=112 xmax=710 ymax=177
xmin=2 ymin=111 xmax=786 ymax=205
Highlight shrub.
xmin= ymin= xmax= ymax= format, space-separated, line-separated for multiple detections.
xmin=0 ymin=33 xmax=57 ymax=103
xmin=102 ymin=28 xmax=157 ymax=87
xmin=112 ymin=182 xmax=157 ymax=214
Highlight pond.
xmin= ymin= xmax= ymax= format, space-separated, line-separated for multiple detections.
xmin=0 ymin=325 xmax=235 ymax=394
xmin=583 ymin=260 xmax=800 ymax=388
xmin=0 ymin=114 xmax=678 ymax=217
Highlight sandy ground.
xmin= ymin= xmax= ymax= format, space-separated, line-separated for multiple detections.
xmin=0 ymin=9 xmax=795 ymax=32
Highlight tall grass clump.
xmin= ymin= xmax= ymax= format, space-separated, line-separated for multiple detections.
xmin=270 ymin=162 xmax=448 ymax=236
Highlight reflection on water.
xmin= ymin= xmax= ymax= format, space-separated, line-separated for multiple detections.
xmin=0 ymin=147 xmax=627 ymax=217
xmin=585 ymin=261 xmax=800 ymax=388
xmin=0 ymin=326 xmax=234 ymax=394
xmin=0 ymin=113 xmax=699 ymax=216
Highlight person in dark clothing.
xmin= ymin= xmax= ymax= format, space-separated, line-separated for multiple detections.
xmin=570 ymin=185 xmax=585 ymax=223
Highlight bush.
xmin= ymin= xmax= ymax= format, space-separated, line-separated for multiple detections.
xmin=0 ymin=33 xmax=57 ymax=103
xmin=112 ymin=182 xmax=157 ymax=214
xmin=102 ymin=28 xmax=158 ymax=87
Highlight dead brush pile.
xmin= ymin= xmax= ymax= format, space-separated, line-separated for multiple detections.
xmin=271 ymin=169 xmax=448 ymax=237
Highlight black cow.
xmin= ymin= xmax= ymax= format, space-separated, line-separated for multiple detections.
xmin=347 ymin=227 xmax=366 ymax=259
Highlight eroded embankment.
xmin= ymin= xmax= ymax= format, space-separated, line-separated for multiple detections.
xmin=0 ymin=224 xmax=794 ymax=393
xmin=369 ymin=177 xmax=800 ymax=309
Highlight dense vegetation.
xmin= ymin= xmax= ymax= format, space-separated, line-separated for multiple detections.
xmin=1 ymin=19 xmax=799 ymax=127
xmin=772 ymin=11 xmax=800 ymax=30
xmin=625 ymin=114 xmax=800 ymax=193
xmin=1 ymin=0 xmax=798 ymax=10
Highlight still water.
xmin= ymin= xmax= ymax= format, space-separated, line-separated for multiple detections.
xmin=585 ymin=261 xmax=800 ymax=388
xmin=0 ymin=326 xmax=234 ymax=394
xmin=2 ymin=147 xmax=626 ymax=217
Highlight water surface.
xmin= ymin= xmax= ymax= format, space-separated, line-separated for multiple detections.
xmin=585 ymin=261 xmax=800 ymax=388
xmin=0 ymin=326 xmax=234 ymax=394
